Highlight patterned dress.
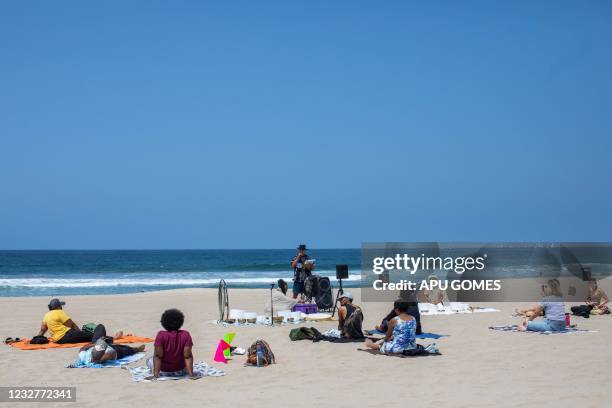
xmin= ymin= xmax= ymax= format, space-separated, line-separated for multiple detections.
xmin=380 ymin=316 xmax=416 ymax=354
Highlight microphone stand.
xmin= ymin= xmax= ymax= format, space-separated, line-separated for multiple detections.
xmin=331 ymin=277 xmax=344 ymax=318
xmin=270 ymin=283 xmax=275 ymax=326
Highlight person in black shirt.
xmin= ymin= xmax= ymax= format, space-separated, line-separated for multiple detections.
xmin=290 ymin=244 xmax=313 ymax=299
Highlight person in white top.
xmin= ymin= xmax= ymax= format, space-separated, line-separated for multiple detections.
xmin=265 ymin=279 xmax=302 ymax=314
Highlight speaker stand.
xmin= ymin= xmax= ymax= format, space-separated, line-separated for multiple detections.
xmin=331 ymin=278 xmax=344 ymax=318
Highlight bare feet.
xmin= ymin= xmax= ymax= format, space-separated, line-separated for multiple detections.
xmin=364 ymin=338 xmax=379 ymax=350
xmin=113 ymin=331 xmax=124 ymax=340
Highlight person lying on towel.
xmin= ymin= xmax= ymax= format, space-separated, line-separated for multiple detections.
xmin=37 ymin=298 xmax=122 ymax=344
xmin=365 ymin=300 xmax=417 ymax=354
xmin=77 ymin=325 xmax=145 ymax=365
xmin=265 ymin=279 xmax=304 ymax=314
xmin=516 ymin=279 xmax=566 ymax=332
xmin=337 ymin=292 xmax=364 ymax=339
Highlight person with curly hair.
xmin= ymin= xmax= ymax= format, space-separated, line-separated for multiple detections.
xmin=146 ymin=308 xmax=195 ymax=379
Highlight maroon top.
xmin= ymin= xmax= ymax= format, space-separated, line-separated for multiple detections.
xmin=154 ymin=329 xmax=193 ymax=372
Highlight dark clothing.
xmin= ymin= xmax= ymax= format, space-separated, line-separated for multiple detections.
xmin=570 ymin=304 xmax=593 ymax=318
xmin=91 ymin=324 xmax=110 ymax=342
xmin=340 ymin=303 xmax=364 ymax=339
xmin=58 ymin=324 xmax=110 ymax=345
xmin=291 ymin=254 xmax=311 ymax=284
xmin=113 ymin=344 xmax=138 ymax=359
xmin=345 ymin=303 xmax=357 ymax=319
xmin=57 ymin=328 xmax=94 ymax=344
xmin=292 ymin=280 xmax=305 ymax=295
xmin=380 ymin=304 xmax=422 ymax=335
xmin=91 ymin=324 xmax=136 ymax=359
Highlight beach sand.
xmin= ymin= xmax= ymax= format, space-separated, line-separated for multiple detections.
xmin=1 ymin=288 xmax=611 ymax=408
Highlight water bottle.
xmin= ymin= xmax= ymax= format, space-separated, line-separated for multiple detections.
xmin=256 ymin=343 xmax=264 ymax=367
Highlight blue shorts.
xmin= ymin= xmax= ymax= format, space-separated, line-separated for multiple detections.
xmin=527 ymin=319 xmax=566 ymax=332
xmin=293 ymin=281 xmax=305 ymax=294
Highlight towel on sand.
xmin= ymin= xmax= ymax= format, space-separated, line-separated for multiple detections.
xmin=366 ymin=329 xmax=448 ymax=339
xmin=489 ymin=325 xmax=596 ymax=335
xmin=128 ymin=362 xmax=225 ymax=382
xmin=358 ymin=343 xmax=441 ymax=357
xmin=8 ymin=335 xmax=153 ymax=350
xmin=66 ymin=352 xmax=145 ymax=368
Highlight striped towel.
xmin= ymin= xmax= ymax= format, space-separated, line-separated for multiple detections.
xmin=128 ymin=361 xmax=225 ymax=382
xmin=489 ymin=325 xmax=596 ymax=335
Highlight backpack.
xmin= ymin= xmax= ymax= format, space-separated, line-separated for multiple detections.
xmin=289 ymin=327 xmax=322 ymax=341
xmin=81 ymin=323 xmax=97 ymax=333
xmin=30 ymin=335 xmax=49 ymax=344
xmin=246 ymin=339 xmax=276 ymax=366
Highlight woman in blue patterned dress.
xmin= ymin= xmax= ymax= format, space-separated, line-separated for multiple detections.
xmin=365 ymin=300 xmax=416 ymax=354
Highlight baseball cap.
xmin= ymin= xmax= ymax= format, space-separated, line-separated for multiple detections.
xmin=338 ymin=291 xmax=353 ymax=301
xmin=48 ymin=298 xmax=65 ymax=309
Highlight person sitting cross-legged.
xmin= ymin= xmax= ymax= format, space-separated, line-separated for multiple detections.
xmin=365 ymin=300 xmax=417 ymax=354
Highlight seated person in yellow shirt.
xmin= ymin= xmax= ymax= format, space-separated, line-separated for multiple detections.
xmin=37 ymin=298 xmax=122 ymax=344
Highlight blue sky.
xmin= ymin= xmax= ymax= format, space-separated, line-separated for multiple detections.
xmin=1 ymin=1 xmax=611 ymax=249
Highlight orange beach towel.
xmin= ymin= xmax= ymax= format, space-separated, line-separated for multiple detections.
xmin=7 ymin=335 xmax=153 ymax=350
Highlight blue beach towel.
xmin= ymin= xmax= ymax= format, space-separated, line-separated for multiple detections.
xmin=367 ymin=329 xmax=448 ymax=339
xmin=416 ymin=332 xmax=448 ymax=339
xmin=66 ymin=352 xmax=146 ymax=368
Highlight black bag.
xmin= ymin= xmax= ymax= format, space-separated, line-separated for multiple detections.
xmin=570 ymin=305 xmax=592 ymax=318
xmin=30 ymin=335 xmax=49 ymax=344
xmin=289 ymin=327 xmax=322 ymax=341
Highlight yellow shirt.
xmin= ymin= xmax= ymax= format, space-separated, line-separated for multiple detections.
xmin=43 ymin=309 xmax=71 ymax=342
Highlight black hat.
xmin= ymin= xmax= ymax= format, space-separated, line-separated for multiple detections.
xmin=297 ymin=244 xmax=307 ymax=251
xmin=48 ymin=298 xmax=65 ymax=309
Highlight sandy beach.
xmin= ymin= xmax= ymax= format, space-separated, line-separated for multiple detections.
xmin=1 ymin=288 xmax=611 ymax=408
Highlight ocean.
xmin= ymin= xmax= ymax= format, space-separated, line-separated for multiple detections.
xmin=2 ymin=245 xmax=610 ymax=297
xmin=0 ymin=249 xmax=361 ymax=297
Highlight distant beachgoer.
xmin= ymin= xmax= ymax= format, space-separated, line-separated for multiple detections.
xmin=337 ymin=292 xmax=364 ymax=339
xmin=417 ymin=274 xmax=447 ymax=305
xmin=586 ymin=280 xmax=609 ymax=315
xmin=147 ymin=309 xmax=195 ymax=380
xmin=77 ymin=325 xmax=144 ymax=365
xmin=37 ymin=298 xmax=122 ymax=344
xmin=373 ymin=300 xmax=422 ymax=335
xmin=365 ymin=300 xmax=417 ymax=354
xmin=265 ymin=279 xmax=301 ymax=314
xmin=517 ymin=279 xmax=566 ymax=332
xmin=291 ymin=244 xmax=314 ymax=299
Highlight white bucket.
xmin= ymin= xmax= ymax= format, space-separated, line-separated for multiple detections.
xmin=229 ymin=309 xmax=244 ymax=319
xmin=276 ymin=310 xmax=291 ymax=318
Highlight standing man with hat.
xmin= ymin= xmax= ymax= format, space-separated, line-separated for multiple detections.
xmin=290 ymin=244 xmax=314 ymax=299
